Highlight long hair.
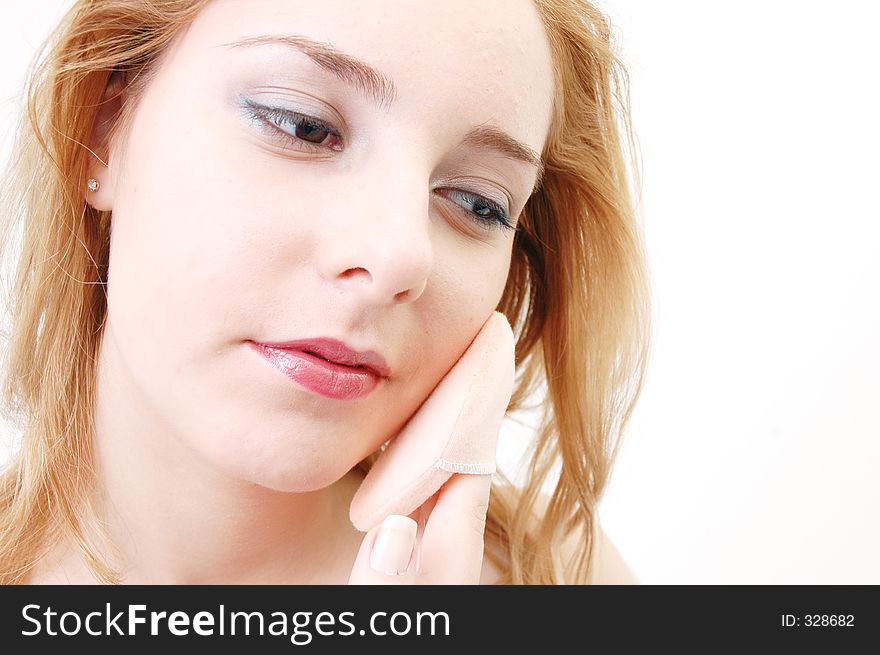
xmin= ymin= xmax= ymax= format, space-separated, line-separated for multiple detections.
xmin=0 ymin=0 xmax=650 ymax=584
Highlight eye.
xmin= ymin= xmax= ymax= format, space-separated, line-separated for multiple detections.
xmin=240 ymin=97 xmax=343 ymax=153
xmin=435 ymin=188 xmax=516 ymax=234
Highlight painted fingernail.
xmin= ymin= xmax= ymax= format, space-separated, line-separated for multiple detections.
xmin=370 ymin=515 xmax=417 ymax=576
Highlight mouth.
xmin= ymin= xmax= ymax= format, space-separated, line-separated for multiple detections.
xmin=247 ymin=337 xmax=390 ymax=401
xmin=258 ymin=338 xmax=390 ymax=378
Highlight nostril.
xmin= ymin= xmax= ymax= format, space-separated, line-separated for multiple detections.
xmin=341 ymin=267 xmax=370 ymax=280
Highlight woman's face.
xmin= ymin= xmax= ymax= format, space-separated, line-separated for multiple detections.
xmin=95 ymin=0 xmax=554 ymax=491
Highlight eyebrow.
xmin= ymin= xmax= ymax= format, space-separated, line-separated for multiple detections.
xmin=222 ymin=34 xmax=545 ymax=190
xmin=222 ymin=34 xmax=397 ymax=107
xmin=463 ymin=125 xmax=545 ymax=192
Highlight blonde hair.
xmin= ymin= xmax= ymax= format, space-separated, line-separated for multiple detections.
xmin=0 ymin=0 xmax=650 ymax=584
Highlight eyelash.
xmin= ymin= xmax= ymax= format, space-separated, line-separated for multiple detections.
xmin=240 ymin=98 xmax=516 ymax=234
xmin=241 ymin=97 xmax=343 ymax=152
xmin=438 ymin=190 xmax=515 ymax=233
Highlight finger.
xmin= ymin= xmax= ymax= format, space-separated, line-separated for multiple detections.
xmin=417 ymin=473 xmax=492 ymax=584
xmin=411 ymin=489 xmax=440 ymax=574
xmin=348 ymin=514 xmax=419 ymax=585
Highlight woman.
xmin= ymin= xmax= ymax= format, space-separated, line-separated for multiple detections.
xmin=0 ymin=0 xmax=650 ymax=584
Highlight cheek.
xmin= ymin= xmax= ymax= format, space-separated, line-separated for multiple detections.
xmin=423 ymin=244 xmax=512 ymax=374
xmin=103 ymin=105 xmax=296 ymax=435
xmin=112 ymin=104 xmax=295 ymax=335
xmin=432 ymin=229 xmax=513 ymax=314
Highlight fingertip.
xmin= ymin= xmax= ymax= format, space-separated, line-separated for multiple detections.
xmin=369 ymin=515 xmax=417 ymax=576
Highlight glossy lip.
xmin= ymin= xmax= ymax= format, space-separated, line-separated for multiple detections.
xmin=252 ymin=337 xmax=391 ymax=378
xmin=249 ymin=342 xmax=383 ymax=400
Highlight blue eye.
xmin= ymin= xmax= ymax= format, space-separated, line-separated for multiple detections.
xmin=240 ymin=97 xmax=342 ymax=152
xmin=437 ymin=189 xmax=516 ymax=233
xmin=240 ymin=96 xmax=516 ymax=234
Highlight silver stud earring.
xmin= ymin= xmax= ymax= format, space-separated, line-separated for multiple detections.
xmin=87 ymin=178 xmax=100 ymax=192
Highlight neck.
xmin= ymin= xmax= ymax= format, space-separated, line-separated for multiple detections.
xmin=92 ymin=419 xmax=365 ymax=584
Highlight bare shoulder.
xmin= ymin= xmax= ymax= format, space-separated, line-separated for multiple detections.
xmin=586 ymin=525 xmax=640 ymax=585
xmin=480 ymin=491 xmax=639 ymax=584
xmin=479 ymin=549 xmax=505 ymax=585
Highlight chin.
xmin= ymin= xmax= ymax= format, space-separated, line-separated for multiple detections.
xmin=226 ymin=454 xmax=355 ymax=494
xmin=193 ymin=419 xmax=376 ymax=494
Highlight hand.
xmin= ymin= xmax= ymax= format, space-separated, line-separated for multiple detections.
xmin=347 ymin=311 xmax=513 ymax=584
xmin=348 ymin=471 xmax=491 ymax=584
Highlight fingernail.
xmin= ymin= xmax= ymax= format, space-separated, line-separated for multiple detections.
xmin=370 ymin=515 xmax=417 ymax=576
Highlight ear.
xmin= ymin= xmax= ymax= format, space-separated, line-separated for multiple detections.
xmin=85 ymin=72 xmax=125 ymax=212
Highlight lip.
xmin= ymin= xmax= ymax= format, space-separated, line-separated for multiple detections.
xmin=253 ymin=338 xmax=390 ymax=378
xmin=248 ymin=338 xmax=388 ymax=401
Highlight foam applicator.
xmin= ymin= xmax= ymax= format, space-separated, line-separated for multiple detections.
xmin=349 ymin=311 xmax=516 ymax=532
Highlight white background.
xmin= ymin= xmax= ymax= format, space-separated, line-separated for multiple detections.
xmin=1 ymin=1 xmax=878 ymax=583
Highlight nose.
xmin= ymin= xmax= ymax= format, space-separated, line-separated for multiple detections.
xmin=316 ymin=161 xmax=433 ymax=307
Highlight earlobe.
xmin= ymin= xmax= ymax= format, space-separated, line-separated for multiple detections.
xmin=85 ymin=172 xmax=113 ymax=211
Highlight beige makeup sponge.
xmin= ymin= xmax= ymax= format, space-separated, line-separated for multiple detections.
xmin=349 ymin=311 xmax=516 ymax=532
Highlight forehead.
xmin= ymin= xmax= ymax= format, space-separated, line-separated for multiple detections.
xmin=174 ymin=0 xmax=555 ymax=152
